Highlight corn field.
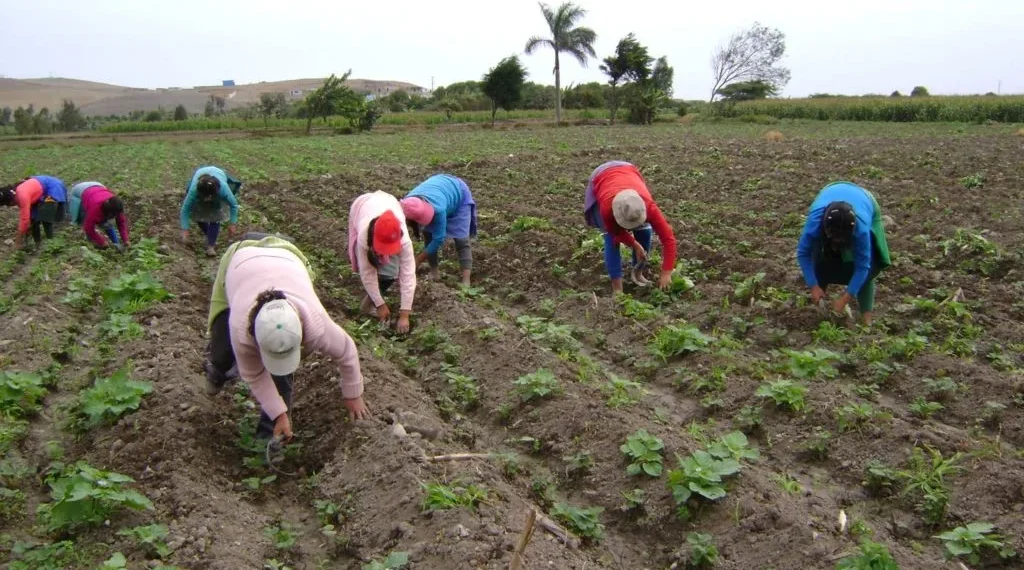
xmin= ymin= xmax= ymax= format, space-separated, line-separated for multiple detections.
xmin=718 ymin=95 xmax=1024 ymax=123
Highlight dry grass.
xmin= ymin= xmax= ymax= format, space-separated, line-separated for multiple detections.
xmin=764 ymin=130 xmax=785 ymax=142
xmin=1015 ymin=127 xmax=1024 ymax=136
xmin=679 ymin=114 xmax=697 ymax=125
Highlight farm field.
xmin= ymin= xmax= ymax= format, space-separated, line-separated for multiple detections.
xmin=1 ymin=123 xmax=1023 ymax=570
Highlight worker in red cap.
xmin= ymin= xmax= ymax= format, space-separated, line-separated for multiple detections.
xmin=583 ymin=161 xmax=678 ymax=294
xmin=348 ymin=191 xmax=418 ymax=333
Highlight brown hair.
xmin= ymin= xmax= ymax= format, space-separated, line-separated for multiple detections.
xmin=248 ymin=289 xmax=287 ymax=337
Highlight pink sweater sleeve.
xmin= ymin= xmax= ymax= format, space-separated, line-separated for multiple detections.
xmin=397 ymin=240 xmax=417 ymax=311
xmin=234 ymin=335 xmax=289 ymax=420
xmin=306 ymin=312 xmax=364 ymax=399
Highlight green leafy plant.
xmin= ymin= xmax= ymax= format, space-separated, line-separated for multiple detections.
xmin=98 ymin=552 xmax=127 ymax=570
xmin=442 ymin=365 xmax=480 ymax=411
xmin=37 ymin=461 xmax=153 ymax=532
xmin=804 ymin=428 xmax=832 ymax=460
xmin=7 ymin=540 xmax=79 ymax=570
xmin=707 ymin=430 xmax=760 ymax=462
xmin=922 ymin=377 xmax=961 ymax=401
xmin=648 ymin=273 xmax=696 ymax=305
xmin=620 ymin=429 xmax=665 ymax=477
xmin=98 ymin=313 xmax=145 ymax=341
xmin=733 ymin=272 xmax=766 ymax=302
xmin=665 ymin=450 xmax=741 ymax=517
xmin=686 ymin=532 xmax=719 ymax=568
xmin=755 ymin=379 xmax=808 ymax=412
xmin=242 ymin=474 xmax=278 ymax=492
xmin=617 ymin=293 xmax=658 ymax=320
xmin=775 ymin=473 xmax=802 ymax=495
xmin=421 ymin=481 xmax=488 ymax=511
xmin=513 ymin=369 xmax=562 ymax=403
xmin=117 ymin=524 xmax=171 ymax=558
xmin=835 ymin=539 xmax=899 ymax=570
xmin=550 ymin=502 xmax=604 ymax=542
xmin=836 ymin=402 xmax=876 ymax=432
xmin=0 ymin=371 xmax=47 ymax=418
xmin=102 ymin=271 xmax=171 ymax=313
xmin=734 ymin=405 xmax=763 ymax=433
xmin=602 ymin=375 xmax=646 ymax=408
xmin=362 ymin=551 xmax=410 ymax=570
xmin=909 ymin=397 xmax=943 ymax=419
xmin=264 ymin=522 xmax=299 ymax=551
xmin=934 ymin=522 xmax=1016 ymax=564
xmin=897 ymin=445 xmax=963 ymax=525
xmin=71 ymin=367 xmax=152 ymax=430
xmin=621 ymin=488 xmax=646 ymax=510
xmin=651 ymin=323 xmax=715 ymax=360
xmin=61 ymin=276 xmax=100 ymax=310
xmin=781 ymin=348 xmax=841 ymax=380
xmin=510 ymin=216 xmax=553 ymax=232
xmin=863 ymin=460 xmax=900 ymax=497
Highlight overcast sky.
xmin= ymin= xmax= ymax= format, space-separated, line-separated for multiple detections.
xmin=3 ymin=0 xmax=1021 ymax=99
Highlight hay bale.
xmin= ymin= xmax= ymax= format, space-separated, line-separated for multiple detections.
xmin=764 ymin=130 xmax=784 ymax=142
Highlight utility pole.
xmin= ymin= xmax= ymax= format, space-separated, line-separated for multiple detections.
xmin=997 ymin=80 xmax=1001 ymax=95
xmin=431 ymin=76 xmax=435 ymax=91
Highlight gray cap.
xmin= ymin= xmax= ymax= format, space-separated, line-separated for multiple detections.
xmin=612 ymin=190 xmax=647 ymax=229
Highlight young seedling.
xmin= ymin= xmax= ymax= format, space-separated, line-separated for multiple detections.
xmin=603 ymin=375 xmax=646 ymax=408
xmin=665 ymin=450 xmax=741 ymax=520
xmin=421 ymin=481 xmax=488 ymax=511
xmin=362 ymin=551 xmax=410 ymax=570
xmin=685 ymin=532 xmax=719 ymax=568
xmin=263 ymin=523 xmax=299 ymax=551
xmin=909 ymin=397 xmax=943 ymax=419
xmin=835 ymin=539 xmax=899 ymax=570
xmin=755 ymin=379 xmax=808 ymax=412
xmin=550 ymin=502 xmax=604 ymax=543
xmin=117 ymin=524 xmax=171 ymax=559
xmin=621 ymin=489 xmax=646 ymax=510
xmin=934 ymin=522 xmax=1016 ymax=565
xmin=512 ymin=369 xmax=562 ymax=403
xmin=620 ymin=429 xmax=665 ymax=477
xmin=897 ymin=446 xmax=964 ymax=526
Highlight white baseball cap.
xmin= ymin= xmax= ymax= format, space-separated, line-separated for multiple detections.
xmin=254 ymin=299 xmax=303 ymax=376
xmin=612 ymin=189 xmax=647 ymax=229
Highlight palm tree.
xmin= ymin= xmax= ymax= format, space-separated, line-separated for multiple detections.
xmin=524 ymin=2 xmax=597 ymax=126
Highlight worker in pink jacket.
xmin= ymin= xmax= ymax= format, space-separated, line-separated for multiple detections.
xmin=69 ymin=181 xmax=130 ymax=250
xmin=347 ymin=191 xmax=417 ymax=333
xmin=204 ymin=233 xmax=369 ymax=440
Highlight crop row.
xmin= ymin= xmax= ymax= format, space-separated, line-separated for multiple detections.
xmin=720 ymin=95 xmax=1024 ymax=123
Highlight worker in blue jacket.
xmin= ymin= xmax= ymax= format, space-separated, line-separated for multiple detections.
xmin=180 ymin=165 xmax=242 ymax=256
xmin=399 ymin=174 xmax=478 ymax=287
xmin=796 ymin=181 xmax=892 ymax=326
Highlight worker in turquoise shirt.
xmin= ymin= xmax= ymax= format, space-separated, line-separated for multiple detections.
xmin=797 ymin=181 xmax=892 ymax=326
xmin=180 ymin=165 xmax=242 ymax=256
xmin=399 ymin=173 xmax=478 ymax=287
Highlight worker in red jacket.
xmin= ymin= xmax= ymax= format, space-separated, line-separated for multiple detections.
xmin=583 ymin=161 xmax=677 ymax=294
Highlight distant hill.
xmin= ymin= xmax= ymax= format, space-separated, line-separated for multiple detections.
xmin=0 ymin=77 xmax=428 ymax=117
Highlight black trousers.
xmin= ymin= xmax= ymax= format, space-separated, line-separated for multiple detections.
xmin=209 ymin=309 xmax=293 ymax=439
xmin=30 ymin=221 xmax=55 ymax=244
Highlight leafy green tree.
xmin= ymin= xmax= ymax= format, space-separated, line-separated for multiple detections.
xmin=204 ymin=99 xmax=216 ymax=117
xmin=13 ymin=106 xmax=34 ymax=134
xmin=33 ymin=107 xmax=54 ymax=134
xmin=652 ymin=56 xmax=674 ymax=97
xmin=524 ymin=1 xmax=598 ymax=125
xmin=381 ymin=89 xmax=411 ymax=112
xmin=890 ymin=90 xmax=903 ymax=97
xmin=911 ymin=85 xmax=930 ymax=97
xmin=600 ymin=33 xmax=652 ymax=123
xmin=715 ymin=80 xmax=778 ymax=102
xmin=562 ymin=82 xmax=606 ymax=109
xmin=0 ymin=106 xmax=11 ymax=126
xmin=144 ymin=109 xmax=163 ymax=122
xmin=482 ymin=55 xmax=528 ymax=123
xmin=709 ymin=22 xmax=790 ymax=102
xmin=302 ymin=71 xmax=367 ymax=133
xmin=56 ymin=99 xmax=86 ymax=132
xmin=258 ymin=92 xmax=287 ymax=125
xmin=173 ymin=104 xmax=188 ymax=121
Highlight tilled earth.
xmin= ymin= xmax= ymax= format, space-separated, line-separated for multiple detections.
xmin=2 ymin=132 xmax=1023 ymax=570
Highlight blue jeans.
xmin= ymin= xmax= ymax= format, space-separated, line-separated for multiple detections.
xmin=101 ymin=222 xmax=120 ymax=245
xmin=198 ymin=222 xmax=220 ymax=247
xmin=594 ymin=215 xmax=652 ymax=280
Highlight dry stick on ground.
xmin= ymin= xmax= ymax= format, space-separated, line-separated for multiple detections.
xmin=536 ymin=512 xmax=580 ymax=550
xmin=509 ymin=508 xmax=537 ymax=570
xmin=419 ymin=452 xmax=492 ymax=463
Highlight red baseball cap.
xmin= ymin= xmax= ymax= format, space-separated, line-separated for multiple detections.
xmin=373 ymin=210 xmax=403 ymax=256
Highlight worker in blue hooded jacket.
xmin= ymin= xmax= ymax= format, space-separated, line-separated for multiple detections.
xmin=797 ymin=181 xmax=892 ymax=326
xmin=399 ymin=174 xmax=478 ymax=287
xmin=180 ymin=165 xmax=242 ymax=256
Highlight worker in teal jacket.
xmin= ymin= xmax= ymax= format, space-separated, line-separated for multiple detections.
xmin=797 ymin=181 xmax=892 ymax=325
xmin=180 ymin=165 xmax=241 ymax=256
xmin=399 ymin=174 xmax=478 ymax=287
